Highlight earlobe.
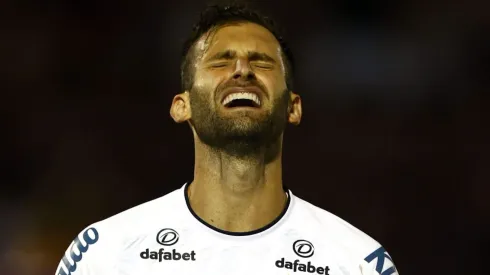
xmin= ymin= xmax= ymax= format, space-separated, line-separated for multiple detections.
xmin=288 ymin=92 xmax=302 ymax=126
xmin=170 ymin=92 xmax=192 ymax=123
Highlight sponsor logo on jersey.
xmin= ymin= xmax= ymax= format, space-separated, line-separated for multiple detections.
xmin=293 ymin=240 xmax=315 ymax=258
xmin=57 ymin=227 xmax=99 ymax=275
xmin=364 ymin=247 xmax=397 ymax=275
xmin=140 ymin=228 xmax=196 ymax=262
xmin=275 ymin=239 xmax=330 ymax=274
xmin=156 ymin=228 xmax=179 ymax=246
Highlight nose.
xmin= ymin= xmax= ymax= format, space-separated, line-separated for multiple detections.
xmin=232 ymin=59 xmax=255 ymax=80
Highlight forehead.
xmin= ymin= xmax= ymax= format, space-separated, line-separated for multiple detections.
xmin=196 ymin=22 xmax=282 ymax=60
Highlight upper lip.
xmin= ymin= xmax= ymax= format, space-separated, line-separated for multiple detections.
xmin=220 ymin=86 xmax=265 ymax=105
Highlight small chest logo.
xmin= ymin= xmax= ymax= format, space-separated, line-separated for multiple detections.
xmin=293 ymin=240 xmax=315 ymax=258
xmin=157 ymin=228 xmax=179 ymax=246
xmin=140 ymin=228 xmax=196 ymax=262
xmin=275 ymin=239 xmax=330 ymax=274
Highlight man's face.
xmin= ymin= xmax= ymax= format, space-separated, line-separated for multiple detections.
xmin=188 ymin=22 xmax=291 ymax=155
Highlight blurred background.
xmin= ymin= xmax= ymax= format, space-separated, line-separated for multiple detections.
xmin=1 ymin=0 xmax=488 ymax=274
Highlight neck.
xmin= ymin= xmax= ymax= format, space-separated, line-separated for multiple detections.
xmin=187 ymin=137 xmax=287 ymax=233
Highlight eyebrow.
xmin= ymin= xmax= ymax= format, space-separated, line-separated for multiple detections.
xmin=207 ymin=50 xmax=277 ymax=63
xmin=248 ymin=51 xmax=276 ymax=63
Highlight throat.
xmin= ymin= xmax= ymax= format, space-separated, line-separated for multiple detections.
xmin=189 ymin=137 xmax=287 ymax=233
xmin=187 ymin=180 xmax=288 ymax=233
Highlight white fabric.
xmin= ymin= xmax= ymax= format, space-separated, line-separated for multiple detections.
xmin=55 ymin=183 xmax=399 ymax=275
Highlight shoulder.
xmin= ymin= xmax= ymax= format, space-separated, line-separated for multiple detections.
xmin=290 ymin=193 xmax=399 ymax=274
xmin=90 ymin=185 xmax=183 ymax=241
xmin=291 ymin=194 xmax=380 ymax=253
xmin=99 ymin=186 xmax=183 ymax=233
xmin=55 ymin=186 xmax=184 ymax=275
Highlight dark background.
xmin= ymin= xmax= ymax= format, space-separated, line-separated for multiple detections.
xmin=1 ymin=0 xmax=489 ymax=274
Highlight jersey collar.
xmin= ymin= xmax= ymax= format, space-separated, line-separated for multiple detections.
xmin=183 ymin=181 xmax=292 ymax=237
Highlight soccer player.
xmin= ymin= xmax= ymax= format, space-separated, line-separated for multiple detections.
xmin=55 ymin=3 xmax=399 ymax=275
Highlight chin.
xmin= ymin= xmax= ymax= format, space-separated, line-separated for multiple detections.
xmin=223 ymin=111 xmax=270 ymax=124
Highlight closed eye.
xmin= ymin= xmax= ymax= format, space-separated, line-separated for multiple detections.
xmin=209 ymin=63 xmax=229 ymax=68
xmin=252 ymin=62 xmax=274 ymax=69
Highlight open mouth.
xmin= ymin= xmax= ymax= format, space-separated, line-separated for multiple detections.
xmin=222 ymin=92 xmax=261 ymax=108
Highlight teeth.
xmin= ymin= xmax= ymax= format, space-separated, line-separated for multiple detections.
xmin=223 ymin=92 xmax=261 ymax=106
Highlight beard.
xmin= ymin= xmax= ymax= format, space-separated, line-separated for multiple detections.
xmin=189 ymin=84 xmax=290 ymax=162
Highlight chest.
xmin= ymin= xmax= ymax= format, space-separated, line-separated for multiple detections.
xmin=114 ymin=230 xmax=360 ymax=275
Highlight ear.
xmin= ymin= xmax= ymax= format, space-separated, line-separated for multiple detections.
xmin=288 ymin=92 xmax=302 ymax=126
xmin=170 ymin=91 xmax=192 ymax=123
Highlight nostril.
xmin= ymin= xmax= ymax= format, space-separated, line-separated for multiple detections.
xmin=245 ymin=72 xmax=256 ymax=80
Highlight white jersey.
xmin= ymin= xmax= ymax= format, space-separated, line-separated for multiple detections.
xmin=55 ymin=183 xmax=399 ymax=275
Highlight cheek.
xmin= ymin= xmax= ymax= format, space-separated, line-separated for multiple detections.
xmin=193 ymin=70 xmax=225 ymax=92
xmin=258 ymin=72 xmax=287 ymax=96
xmin=192 ymin=71 xmax=224 ymax=109
xmin=192 ymin=72 xmax=211 ymax=90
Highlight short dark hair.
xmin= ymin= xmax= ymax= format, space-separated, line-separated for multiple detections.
xmin=180 ymin=2 xmax=295 ymax=92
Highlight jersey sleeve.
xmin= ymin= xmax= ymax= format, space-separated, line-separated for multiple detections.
xmin=54 ymin=224 xmax=108 ymax=275
xmin=360 ymin=246 xmax=399 ymax=275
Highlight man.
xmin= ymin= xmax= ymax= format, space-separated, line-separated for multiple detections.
xmin=55 ymin=3 xmax=399 ymax=275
